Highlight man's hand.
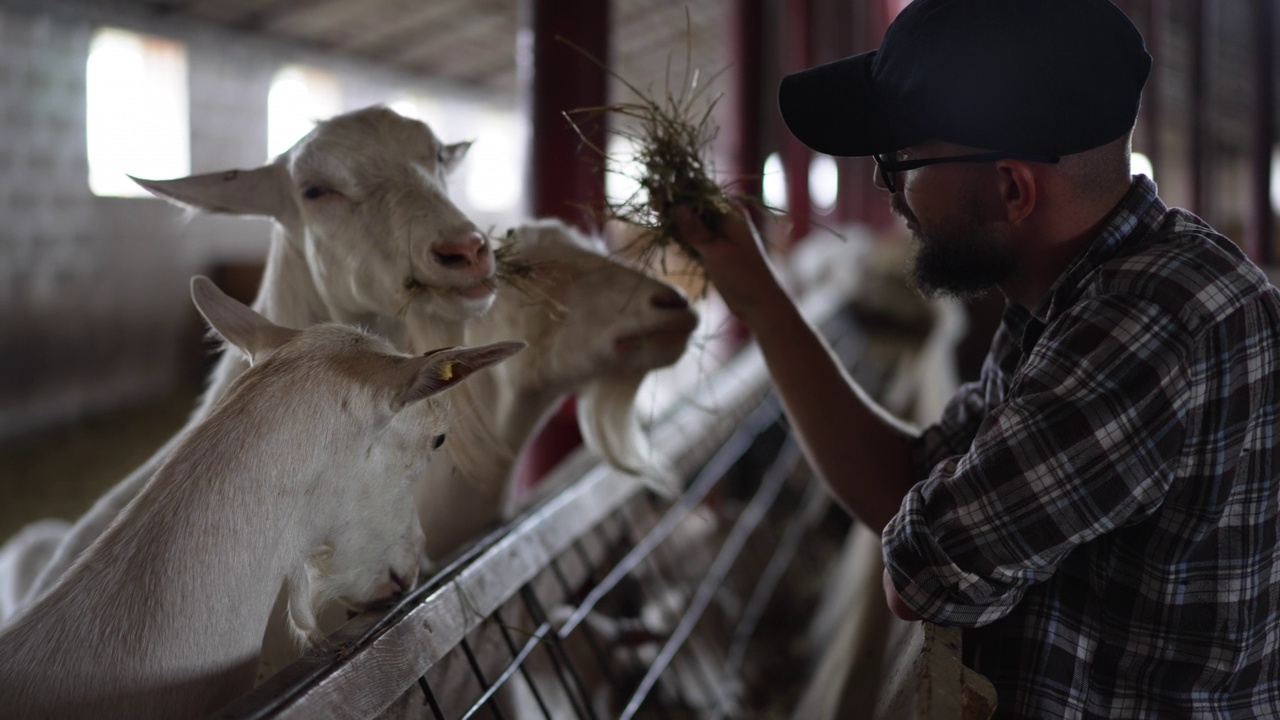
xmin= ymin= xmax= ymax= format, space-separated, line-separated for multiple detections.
xmin=672 ymin=205 xmax=791 ymax=327
xmin=883 ymin=568 xmax=922 ymax=621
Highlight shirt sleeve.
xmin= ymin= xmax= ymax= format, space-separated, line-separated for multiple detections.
xmin=882 ymin=294 xmax=1191 ymax=627
xmin=911 ymin=304 xmax=1031 ymax=476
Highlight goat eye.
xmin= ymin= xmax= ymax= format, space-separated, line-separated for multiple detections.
xmin=302 ymin=185 xmax=329 ymax=200
xmin=431 ymin=434 xmax=446 ymax=450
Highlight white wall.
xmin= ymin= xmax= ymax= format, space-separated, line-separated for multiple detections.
xmin=0 ymin=0 xmax=517 ymax=441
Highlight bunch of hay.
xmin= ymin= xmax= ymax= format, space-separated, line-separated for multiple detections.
xmin=560 ymin=35 xmax=745 ymax=298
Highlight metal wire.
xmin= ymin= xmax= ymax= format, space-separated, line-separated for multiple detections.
xmin=459 ymin=636 xmax=508 ymax=720
xmin=521 ymin=585 xmax=600 ymax=720
xmin=620 ymin=437 xmax=803 ymax=719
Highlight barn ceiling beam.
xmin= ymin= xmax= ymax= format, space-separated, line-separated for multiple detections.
xmin=232 ymin=0 xmax=341 ymax=33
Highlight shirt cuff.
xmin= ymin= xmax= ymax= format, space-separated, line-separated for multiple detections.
xmin=882 ymin=485 xmax=1026 ymax=628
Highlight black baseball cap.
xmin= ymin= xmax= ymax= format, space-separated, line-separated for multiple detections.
xmin=779 ymin=0 xmax=1152 ymax=158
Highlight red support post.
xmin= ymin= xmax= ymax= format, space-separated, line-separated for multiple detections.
xmin=1247 ymin=0 xmax=1275 ymax=264
xmin=1190 ymin=0 xmax=1208 ymax=218
xmin=856 ymin=0 xmax=899 ymax=232
xmin=714 ymin=0 xmax=768 ymax=349
xmin=814 ymin=0 xmax=863 ymax=228
xmin=515 ymin=0 xmax=610 ymax=493
xmin=1142 ymin=0 xmax=1164 ymax=187
xmin=521 ymin=0 xmax=609 ymax=231
xmin=782 ymin=0 xmax=813 ymax=244
xmin=722 ymin=0 xmax=766 ymax=219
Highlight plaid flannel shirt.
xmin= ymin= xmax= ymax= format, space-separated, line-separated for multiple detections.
xmin=882 ymin=176 xmax=1280 ymax=718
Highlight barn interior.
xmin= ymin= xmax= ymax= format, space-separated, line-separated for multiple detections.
xmin=0 ymin=0 xmax=1276 ymax=718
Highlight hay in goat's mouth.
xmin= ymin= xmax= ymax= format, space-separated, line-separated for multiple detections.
xmin=559 ymin=32 xmax=745 ymax=298
xmin=397 ymin=233 xmax=534 ymax=316
xmin=493 ymin=229 xmax=536 ymax=285
xmin=492 ymin=229 xmax=569 ymax=316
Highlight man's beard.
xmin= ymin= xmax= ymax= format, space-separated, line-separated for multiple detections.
xmin=896 ymin=197 xmax=1016 ymax=300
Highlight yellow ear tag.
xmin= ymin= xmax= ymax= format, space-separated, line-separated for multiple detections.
xmin=437 ymin=360 xmax=458 ymax=381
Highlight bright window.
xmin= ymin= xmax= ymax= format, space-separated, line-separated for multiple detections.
xmin=86 ymin=27 xmax=189 ymax=197
xmin=1131 ymin=151 xmax=1154 ymax=183
xmin=763 ymin=152 xmax=788 ymax=212
xmin=267 ymin=65 xmax=342 ymax=159
xmin=462 ymin=108 xmax=524 ymax=214
xmin=809 ymin=155 xmax=839 ymax=213
xmin=605 ymin=133 xmax=646 ymax=208
xmin=1271 ymin=146 xmax=1280 ymax=216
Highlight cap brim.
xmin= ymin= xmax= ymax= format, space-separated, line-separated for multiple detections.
xmin=778 ymin=51 xmax=926 ymax=157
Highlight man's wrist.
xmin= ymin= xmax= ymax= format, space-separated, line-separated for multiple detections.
xmin=737 ymin=289 xmax=803 ymax=341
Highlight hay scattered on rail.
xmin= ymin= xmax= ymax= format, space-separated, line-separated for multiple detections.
xmin=560 ymin=33 xmax=748 ymax=298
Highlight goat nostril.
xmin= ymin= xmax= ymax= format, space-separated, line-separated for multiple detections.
xmin=651 ymin=290 xmax=689 ymax=310
xmin=434 ymin=250 xmax=470 ymax=268
xmin=433 ymin=231 xmax=487 ymax=268
xmin=389 ymin=569 xmax=407 ymax=593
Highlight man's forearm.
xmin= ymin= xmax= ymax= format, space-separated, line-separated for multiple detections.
xmin=746 ymin=299 xmax=919 ymax=532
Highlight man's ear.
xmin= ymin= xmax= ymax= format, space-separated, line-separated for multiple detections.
xmin=392 ymin=341 xmax=526 ymax=411
xmin=993 ymin=160 xmax=1039 ymax=226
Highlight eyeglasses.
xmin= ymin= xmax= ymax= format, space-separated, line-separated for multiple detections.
xmin=872 ymin=151 xmax=1061 ymax=193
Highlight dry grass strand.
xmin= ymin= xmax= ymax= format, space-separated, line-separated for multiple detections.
xmin=559 ymin=26 xmax=754 ymax=298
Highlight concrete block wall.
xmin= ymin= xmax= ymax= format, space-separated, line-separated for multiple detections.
xmin=0 ymin=0 xmax=514 ymax=442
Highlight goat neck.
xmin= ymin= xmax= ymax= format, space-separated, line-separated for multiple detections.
xmin=0 ymin=408 xmax=322 ymax=718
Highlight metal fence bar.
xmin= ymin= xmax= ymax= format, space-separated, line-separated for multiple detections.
xmin=710 ymin=476 xmax=832 ymax=720
xmin=519 ymin=585 xmax=599 ymax=720
xmin=458 ymin=637 xmax=507 ymax=720
xmin=618 ymin=437 xmax=804 ymax=719
xmin=556 ymin=395 xmax=784 ymax=641
xmin=489 ymin=606 xmax=555 ymax=719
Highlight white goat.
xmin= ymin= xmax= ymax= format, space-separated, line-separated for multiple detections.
xmin=415 ymin=218 xmax=700 ymax=561
xmin=0 ymin=519 xmax=68 ymax=620
xmin=6 ymin=106 xmax=494 ymax=617
xmin=254 ymin=218 xmax=702 ymax=685
xmin=0 ymin=277 xmax=523 ymax=719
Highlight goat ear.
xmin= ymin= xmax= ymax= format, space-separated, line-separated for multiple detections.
xmin=131 ymin=164 xmax=290 ymax=219
xmin=438 ymin=141 xmax=472 ymax=173
xmin=190 ymin=276 xmax=298 ymax=365
xmin=393 ymin=341 xmax=526 ymax=411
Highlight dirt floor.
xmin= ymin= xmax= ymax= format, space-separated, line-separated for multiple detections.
xmin=0 ymin=389 xmax=199 ymax=545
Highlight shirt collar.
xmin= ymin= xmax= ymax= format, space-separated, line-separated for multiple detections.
xmin=1003 ymin=175 xmax=1165 ymax=358
xmin=1029 ymin=175 xmax=1165 ymax=325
